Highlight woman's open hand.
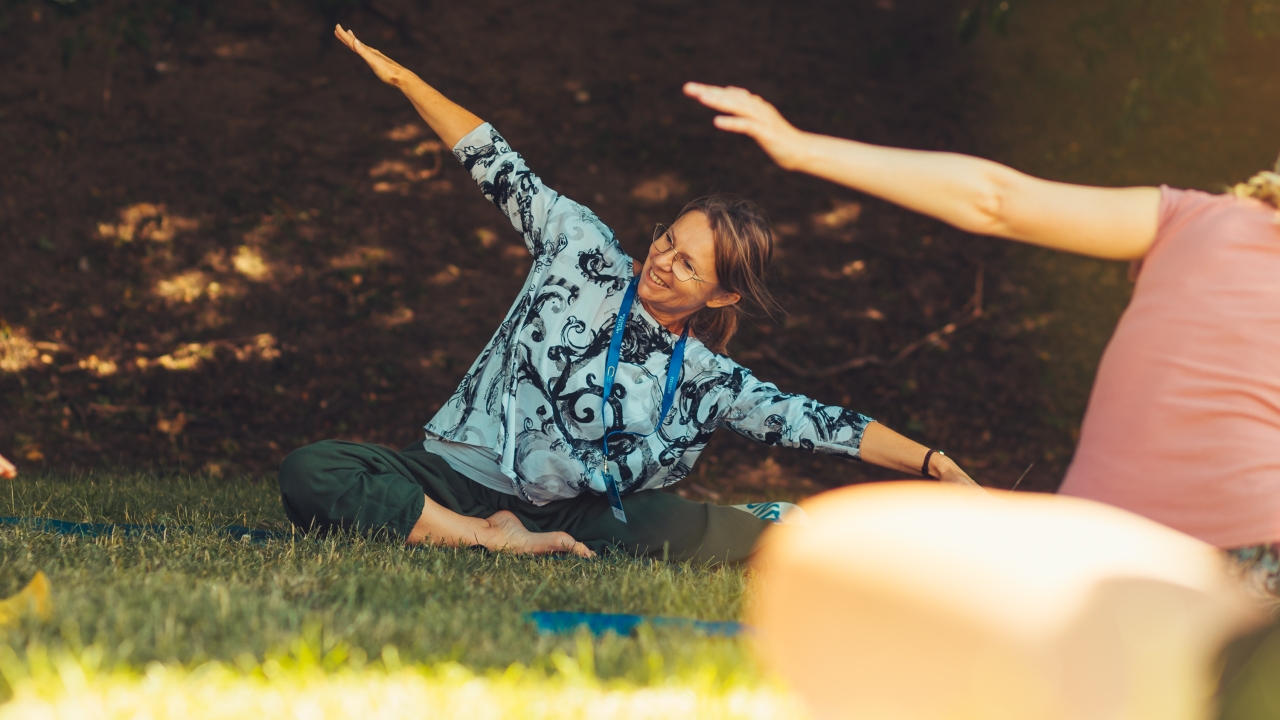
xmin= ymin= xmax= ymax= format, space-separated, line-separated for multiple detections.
xmin=683 ymin=83 xmax=809 ymax=170
xmin=334 ymin=24 xmax=416 ymax=88
xmin=933 ymin=456 xmax=983 ymax=491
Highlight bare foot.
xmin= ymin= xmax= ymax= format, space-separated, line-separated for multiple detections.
xmin=483 ymin=510 xmax=595 ymax=558
xmin=0 ymin=453 xmax=14 ymax=480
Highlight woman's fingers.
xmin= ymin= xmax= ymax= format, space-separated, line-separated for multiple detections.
xmin=689 ymin=82 xmax=808 ymax=168
xmin=334 ymin=23 xmax=355 ymax=49
xmin=713 ymin=115 xmax=758 ymax=136
xmin=685 ymin=82 xmax=747 ymax=114
xmin=684 ymin=82 xmax=775 ymax=120
xmin=335 ymin=25 xmax=369 ymax=60
xmin=335 ymin=24 xmax=374 ymax=61
xmin=940 ymin=468 xmax=985 ymax=492
xmin=334 ymin=24 xmax=408 ymax=86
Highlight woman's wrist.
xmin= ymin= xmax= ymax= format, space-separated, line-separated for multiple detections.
xmin=392 ymin=70 xmax=426 ymax=92
xmin=778 ymin=130 xmax=821 ymax=172
xmin=927 ymin=452 xmax=950 ymax=479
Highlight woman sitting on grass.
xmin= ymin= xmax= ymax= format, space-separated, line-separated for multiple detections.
xmin=278 ymin=26 xmax=978 ymax=564
xmin=684 ymin=82 xmax=1280 ymax=594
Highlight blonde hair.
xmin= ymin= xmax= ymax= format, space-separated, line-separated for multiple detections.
xmin=1229 ymin=163 xmax=1280 ymax=209
xmin=676 ymin=195 xmax=781 ymax=354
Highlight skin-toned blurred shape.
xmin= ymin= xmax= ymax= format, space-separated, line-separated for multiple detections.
xmin=751 ymin=483 xmax=1266 ymax=720
xmin=0 ymin=453 xmax=15 ymax=480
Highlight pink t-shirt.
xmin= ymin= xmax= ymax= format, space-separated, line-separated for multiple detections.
xmin=1059 ymin=186 xmax=1280 ymax=548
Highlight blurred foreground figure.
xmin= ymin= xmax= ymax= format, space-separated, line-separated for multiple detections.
xmin=752 ymin=483 xmax=1265 ymax=720
xmin=686 ymin=83 xmax=1280 ymax=596
xmin=0 ymin=453 xmax=14 ymax=479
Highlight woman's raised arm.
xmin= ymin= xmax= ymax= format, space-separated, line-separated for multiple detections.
xmin=684 ymin=83 xmax=1161 ymax=261
xmin=335 ymin=25 xmax=483 ymax=148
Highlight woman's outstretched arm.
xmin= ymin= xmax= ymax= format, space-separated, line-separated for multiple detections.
xmin=684 ymin=83 xmax=1161 ymax=261
xmin=338 ymin=24 xmax=574 ymax=263
xmin=859 ymin=422 xmax=977 ymax=487
xmin=723 ymin=373 xmax=979 ymax=487
xmin=335 ymin=24 xmax=482 ymax=148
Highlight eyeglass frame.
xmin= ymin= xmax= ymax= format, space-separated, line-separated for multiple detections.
xmin=650 ymin=224 xmax=719 ymax=286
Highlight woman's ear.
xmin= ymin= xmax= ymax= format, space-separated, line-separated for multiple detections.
xmin=706 ymin=291 xmax=742 ymax=309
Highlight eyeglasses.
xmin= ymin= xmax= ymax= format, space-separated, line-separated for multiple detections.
xmin=651 ymin=224 xmax=718 ymax=286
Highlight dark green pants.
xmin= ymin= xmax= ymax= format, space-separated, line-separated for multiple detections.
xmin=277 ymin=440 xmax=770 ymax=565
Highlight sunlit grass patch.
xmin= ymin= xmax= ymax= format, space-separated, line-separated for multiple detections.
xmin=0 ymin=648 xmax=808 ymax=720
xmin=0 ymin=472 xmax=788 ymax=714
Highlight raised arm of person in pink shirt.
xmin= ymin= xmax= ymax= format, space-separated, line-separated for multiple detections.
xmin=683 ymin=83 xmax=1161 ymax=261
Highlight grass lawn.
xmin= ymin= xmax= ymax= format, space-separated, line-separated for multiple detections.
xmin=0 ymin=472 xmax=809 ymax=719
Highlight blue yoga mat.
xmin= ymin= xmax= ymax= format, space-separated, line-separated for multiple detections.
xmin=526 ymin=611 xmax=746 ymax=637
xmin=0 ymin=517 xmax=284 ymax=543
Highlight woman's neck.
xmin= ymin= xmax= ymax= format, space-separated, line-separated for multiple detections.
xmin=638 ymin=297 xmax=692 ymax=336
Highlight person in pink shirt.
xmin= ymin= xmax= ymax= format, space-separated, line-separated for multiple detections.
xmin=686 ymin=83 xmax=1280 ymax=598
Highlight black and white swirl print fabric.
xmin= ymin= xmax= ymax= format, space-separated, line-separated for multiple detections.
xmin=426 ymin=124 xmax=874 ymax=506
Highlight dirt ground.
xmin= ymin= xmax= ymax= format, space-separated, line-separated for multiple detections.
xmin=3 ymin=0 xmax=1276 ymax=500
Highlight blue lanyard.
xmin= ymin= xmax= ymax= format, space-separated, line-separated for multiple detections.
xmin=600 ymin=275 xmax=688 ymax=523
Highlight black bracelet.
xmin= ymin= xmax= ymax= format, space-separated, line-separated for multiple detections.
xmin=921 ymin=449 xmax=944 ymax=479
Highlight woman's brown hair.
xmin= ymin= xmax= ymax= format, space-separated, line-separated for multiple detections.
xmin=1230 ymin=168 xmax=1280 ymax=210
xmin=676 ymin=195 xmax=782 ymax=354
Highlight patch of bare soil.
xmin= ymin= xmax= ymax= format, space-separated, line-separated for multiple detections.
xmin=1 ymin=0 xmax=1076 ymax=495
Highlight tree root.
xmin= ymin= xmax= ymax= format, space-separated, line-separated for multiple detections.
xmin=759 ymin=263 xmax=985 ymax=378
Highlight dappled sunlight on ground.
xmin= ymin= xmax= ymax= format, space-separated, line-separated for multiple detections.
xmin=231 ymin=245 xmax=272 ymax=281
xmin=811 ymin=201 xmax=862 ymax=232
xmin=133 ymin=334 xmax=282 ymax=372
xmin=329 ymin=246 xmax=390 ymax=270
xmin=386 ymin=123 xmax=425 ymax=142
xmin=630 ymin=174 xmax=688 ymax=204
xmin=373 ymin=307 xmax=415 ymax=328
xmin=12 ymin=0 xmax=1268 ymax=485
xmin=155 ymin=269 xmax=224 ymax=304
xmin=76 ymin=355 xmax=118 ymax=377
xmin=95 ymin=203 xmax=199 ymax=244
xmin=371 ymin=125 xmax=447 ymax=195
xmin=6 ymin=176 xmax=440 ymax=470
xmin=0 ymin=326 xmax=40 ymax=374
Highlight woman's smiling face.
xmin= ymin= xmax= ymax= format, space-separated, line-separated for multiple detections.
xmin=637 ymin=211 xmax=728 ymax=320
